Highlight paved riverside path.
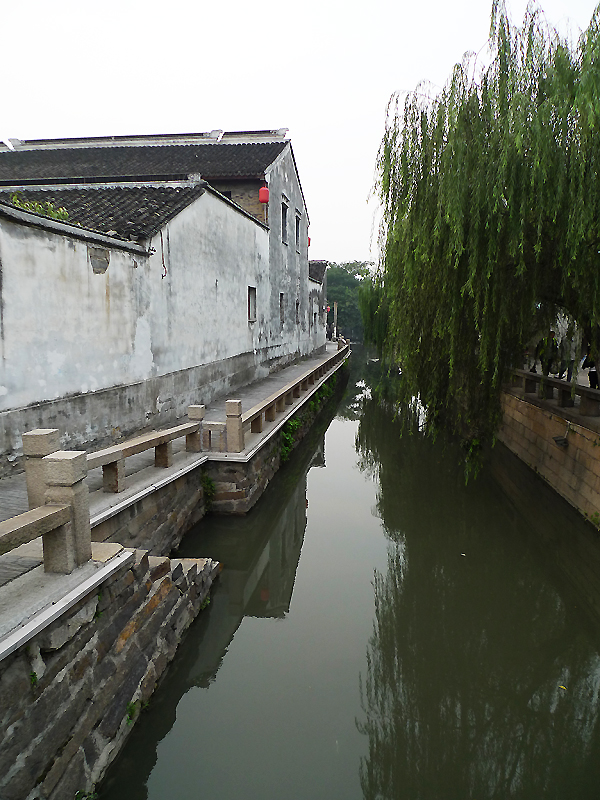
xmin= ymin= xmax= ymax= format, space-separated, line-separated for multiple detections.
xmin=0 ymin=343 xmax=344 ymax=587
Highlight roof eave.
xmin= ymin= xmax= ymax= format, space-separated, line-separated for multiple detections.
xmin=0 ymin=203 xmax=149 ymax=254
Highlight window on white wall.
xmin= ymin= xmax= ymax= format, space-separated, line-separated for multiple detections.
xmin=295 ymin=213 xmax=301 ymax=252
xmin=248 ymin=286 xmax=257 ymax=321
xmin=280 ymin=293 xmax=285 ymax=327
xmin=281 ymin=201 xmax=288 ymax=244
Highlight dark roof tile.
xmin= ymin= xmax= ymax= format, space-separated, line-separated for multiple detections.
xmin=309 ymin=260 xmax=328 ymax=283
xmin=0 ymin=142 xmax=287 ymax=185
xmin=0 ymin=185 xmax=206 ymax=240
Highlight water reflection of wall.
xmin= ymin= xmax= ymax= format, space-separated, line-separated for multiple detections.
xmin=354 ymin=392 xmax=600 ymax=800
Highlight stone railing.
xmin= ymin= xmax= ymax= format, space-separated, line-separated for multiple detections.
xmin=1 ymin=444 xmax=92 ymax=574
xmin=511 ymin=368 xmax=600 ymax=416
xmin=19 ymin=345 xmax=350 ymax=501
xmin=214 ymin=343 xmax=350 ymax=454
xmin=86 ymin=422 xmax=201 ymax=493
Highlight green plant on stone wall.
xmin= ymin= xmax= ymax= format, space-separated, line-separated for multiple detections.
xmin=74 ymin=791 xmax=98 ymax=800
xmin=200 ymin=594 xmax=211 ymax=610
xmin=201 ymin=472 xmax=216 ymax=511
xmin=126 ymin=700 xmax=138 ymax=725
xmin=280 ymin=418 xmax=302 ymax=462
xmin=29 ymin=671 xmax=38 ymax=688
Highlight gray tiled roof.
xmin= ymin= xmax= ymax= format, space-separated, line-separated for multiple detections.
xmin=0 ymin=185 xmax=206 ymax=240
xmin=309 ymin=261 xmax=328 ymax=283
xmin=0 ymin=142 xmax=287 ymax=185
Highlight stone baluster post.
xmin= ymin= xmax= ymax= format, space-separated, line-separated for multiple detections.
xmin=187 ymin=405 xmax=205 ymax=452
xmin=43 ymin=451 xmax=92 ymax=571
xmin=226 ymin=400 xmax=244 ymax=453
xmin=22 ymin=428 xmax=61 ymax=509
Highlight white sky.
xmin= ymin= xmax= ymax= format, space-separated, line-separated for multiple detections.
xmin=2 ymin=0 xmax=598 ymax=263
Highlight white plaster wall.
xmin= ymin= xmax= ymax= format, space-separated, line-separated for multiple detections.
xmin=146 ymin=191 xmax=270 ymax=373
xmin=265 ymin=146 xmax=326 ymax=357
xmin=0 ymin=183 xmax=322 ymax=418
xmin=0 ymin=222 xmax=141 ymax=411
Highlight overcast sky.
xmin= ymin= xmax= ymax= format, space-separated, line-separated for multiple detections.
xmin=2 ymin=0 xmax=598 ymax=263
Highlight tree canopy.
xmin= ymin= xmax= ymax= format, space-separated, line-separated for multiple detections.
xmin=326 ymin=261 xmax=372 ymax=340
xmin=367 ymin=0 xmax=600 ymax=456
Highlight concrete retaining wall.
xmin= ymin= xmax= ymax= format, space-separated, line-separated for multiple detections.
xmin=498 ymin=390 xmax=600 ymax=522
xmin=0 ymin=549 xmax=219 ymax=800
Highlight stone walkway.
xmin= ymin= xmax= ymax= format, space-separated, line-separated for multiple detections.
xmin=0 ymin=344 xmax=344 ymax=586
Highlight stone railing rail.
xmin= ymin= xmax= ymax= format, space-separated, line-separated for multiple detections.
xmin=0 ymin=504 xmax=70 ymax=557
xmin=510 ymin=368 xmax=600 ymax=416
xmin=86 ymin=422 xmax=201 ymax=493
xmin=3 ymin=447 xmax=92 ymax=574
xmin=21 ymin=346 xmax=350 ymax=499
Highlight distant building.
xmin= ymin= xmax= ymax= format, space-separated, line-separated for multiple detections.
xmin=0 ymin=131 xmax=326 ymax=472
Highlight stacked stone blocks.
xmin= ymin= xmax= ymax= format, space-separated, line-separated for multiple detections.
xmin=0 ymin=549 xmax=219 ymax=800
xmin=499 ymin=390 xmax=600 ymax=521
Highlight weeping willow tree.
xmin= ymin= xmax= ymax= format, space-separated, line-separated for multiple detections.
xmin=372 ymin=0 xmax=600 ymax=456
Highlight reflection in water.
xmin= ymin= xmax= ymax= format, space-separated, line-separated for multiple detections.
xmin=355 ymin=389 xmax=600 ymax=799
xmin=100 ymin=403 xmax=335 ymax=800
xmin=100 ymin=350 xmax=600 ymax=800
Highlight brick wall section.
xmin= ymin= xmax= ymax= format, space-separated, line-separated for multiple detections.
xmin=210 ymin=180 xmax=265 ymax=221
xmin=0 ymin=550 xmax=220 ymax=800
xmin=498 ymin=390 xmax=600 ymax=521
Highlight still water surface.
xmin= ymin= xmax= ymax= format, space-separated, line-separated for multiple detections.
xmin=101 ymin=350 xmax=600 ymax=799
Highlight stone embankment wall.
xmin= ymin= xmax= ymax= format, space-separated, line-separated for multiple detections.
xmin=0 ymin=550 xmax=219 ymax=800
xmin=92 ymin=467 xmax=208 ymax=555
xmin=206 ymin=372 xmax=342 ymax=515
xmin=498 ymin=390 xmax=600 ymax=522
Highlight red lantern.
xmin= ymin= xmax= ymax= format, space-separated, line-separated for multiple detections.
xmin=308 ymin=236 xmax=311 ymax=246
xmin=327 ymin=306 xmax=330 ymax=313
xmin=259 ymin=186 xmax=269 ymax=204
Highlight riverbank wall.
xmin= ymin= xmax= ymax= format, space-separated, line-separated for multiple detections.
xmin=499 ymin=389 xmax=600 ymax=523
xmin=205 ymin=370 xmax=343 ymax=515
xmin=91 ymin=350 xmax=348 ymax=551
xmin=489 ymin=437 xmax=600 ymax=647
xmin=0 ymin=547 xmax=219 ymax=800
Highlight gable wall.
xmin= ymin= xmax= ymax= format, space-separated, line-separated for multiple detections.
xmin=265 ymin=146 xmax=326 ymax=360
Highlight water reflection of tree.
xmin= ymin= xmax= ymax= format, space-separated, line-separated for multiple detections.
xmin=356 ymin=395 xmax=600 ymax=799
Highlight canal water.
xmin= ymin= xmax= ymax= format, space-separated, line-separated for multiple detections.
xmin=100 ymin=348 xmax=600 ymax=799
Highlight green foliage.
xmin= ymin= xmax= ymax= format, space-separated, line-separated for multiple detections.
xmin=280 ymin=417 xmax=302 ymax=462
xmin=201 ymin=471 xmax=216 ymax=511
xmin=126 ymin=700 xmax=138 ymax=725
xmin=589 ymin=511 xmax=600 ymax=530
xmin=373 ymin=1 xmax=600 ymax=458
xmin=10 ymin=193 xmax=69 ymax=221
xmin=327 ymin=262 xmax=373 ymax=340
xmin=74 ymin=791 xmax=98 ymax=800
xmin=29 ymin=671 xmax=38 ymax=688
xmin=200 ymin=594 xmax=211 ymax=610
xmin=280 ymin=374 xmax=339 ymax=461
xmin=359 ymin=276 xmax=390 ymax=358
